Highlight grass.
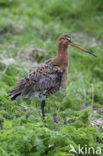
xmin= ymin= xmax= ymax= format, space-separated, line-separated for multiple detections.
xmin=0 ymin=0 xmax=103 ymax=155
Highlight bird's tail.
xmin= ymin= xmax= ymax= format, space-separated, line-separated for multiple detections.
xmin=7 ymin=87 xmax=22 ymax=101
xmin=8 ymin=77 xmax=28 ymax=100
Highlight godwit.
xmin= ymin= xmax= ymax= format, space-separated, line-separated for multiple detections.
xmin=8 ymin=34 xmax=96 ymax=118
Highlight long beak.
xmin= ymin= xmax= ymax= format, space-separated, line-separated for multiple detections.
xmin=71 ymin=42 xmax=97 ymax=57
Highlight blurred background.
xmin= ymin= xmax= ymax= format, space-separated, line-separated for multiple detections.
xmin=0 ymin=0 xmax=103 ymax=155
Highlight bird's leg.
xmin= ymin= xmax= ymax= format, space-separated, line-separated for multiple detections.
xmin=41 ymin=100 xmax=45 ymax=118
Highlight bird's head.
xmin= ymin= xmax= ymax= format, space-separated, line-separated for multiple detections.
xmin=58 ymin=34 xmax=96 ymax=57
xmin=58 ymin=34 xmax=72 ymax=47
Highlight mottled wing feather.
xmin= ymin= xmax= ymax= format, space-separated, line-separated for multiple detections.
xmin=8 ymin=59 xmax=63 ymax=100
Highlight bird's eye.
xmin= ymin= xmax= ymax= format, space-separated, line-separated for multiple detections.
xmin=66 ymin=38 xmax=70 ymax=41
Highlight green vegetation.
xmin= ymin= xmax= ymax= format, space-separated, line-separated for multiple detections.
xmin=0 ymin=0 xmax=103 ymax=155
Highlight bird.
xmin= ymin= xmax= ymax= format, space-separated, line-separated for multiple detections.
xmin=8 ymin=34 xmax=96 ymax=118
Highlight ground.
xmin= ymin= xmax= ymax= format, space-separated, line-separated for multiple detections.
xmin=0 ymin=0 xmax=103 ymax=156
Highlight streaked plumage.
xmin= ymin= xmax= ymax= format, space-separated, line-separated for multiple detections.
xmin=9 ymin=59 xmax=64 ymax=100
xmin=8 ymin=34 xmax=96 ymax=117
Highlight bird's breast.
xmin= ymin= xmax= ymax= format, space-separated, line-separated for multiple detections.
xmin=60 ymin=67 xmax=68 ymax=88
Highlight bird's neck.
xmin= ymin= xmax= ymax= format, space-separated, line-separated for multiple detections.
xmin=54 ymin=44 xmax=69 ymax=68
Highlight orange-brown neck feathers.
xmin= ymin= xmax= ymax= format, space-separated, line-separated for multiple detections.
xmin=54 ymin=35 xmax=69 ymax=67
